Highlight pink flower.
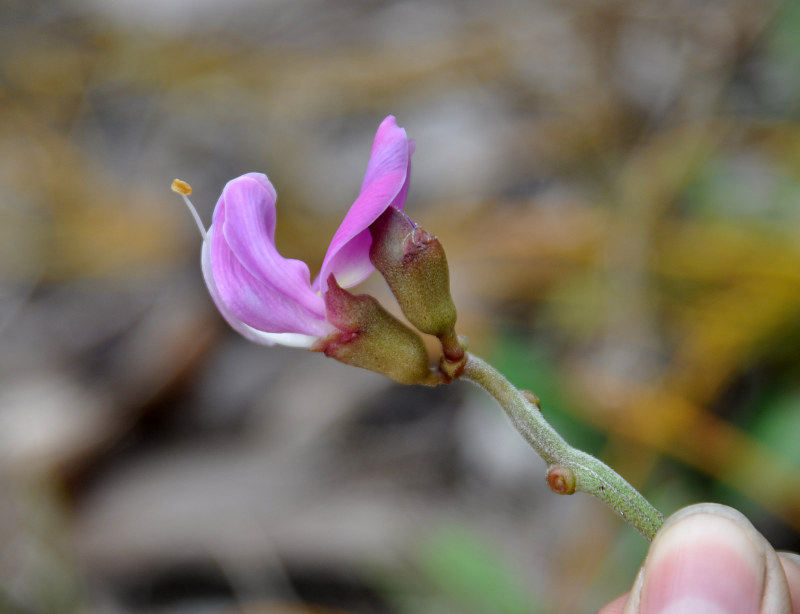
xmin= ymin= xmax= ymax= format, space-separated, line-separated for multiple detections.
xmin=186 ymin=116 xmax=414 ymax=347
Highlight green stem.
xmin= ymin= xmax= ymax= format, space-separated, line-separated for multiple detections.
xmin=461 ymin=352 xmax=664 ymax=541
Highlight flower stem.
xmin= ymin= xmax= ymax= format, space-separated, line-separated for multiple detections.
xmin=460 ymin=352 xmax=664 ymax=541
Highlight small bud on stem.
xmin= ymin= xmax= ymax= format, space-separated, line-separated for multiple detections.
xmin=547 ymin=466 xmax=577 ymax=495
xmin=521 ymin=390 xmax=542 ymax=410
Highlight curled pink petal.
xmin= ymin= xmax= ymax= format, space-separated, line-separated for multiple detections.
xmin=209 ymin=227 xmax=332 ymax=337
xmin=316 ymin=116 xmax=413 ymax=292
xmin=217 ymin=173 xmax=326 ymax=318
xmin=206 ymin=174 xmax=333 ymax=339
xmin=201 ymin=241 xmax=321 ymax=347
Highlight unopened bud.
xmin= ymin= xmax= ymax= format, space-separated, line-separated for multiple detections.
xmin=521 ymin=390 xmax=541 ymax=410
xmin=546 ymin=465 xmax=576 ymax=495
xmin=369 ymin=207 xmax=457 ymax=339
xmin=312 ymin=276 xmax=437 ymax=385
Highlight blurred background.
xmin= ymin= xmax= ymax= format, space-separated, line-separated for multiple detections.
xmin=3 ymin=0 xmax=800 ymax=612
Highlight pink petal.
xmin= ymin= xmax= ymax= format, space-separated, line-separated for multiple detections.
xmin=315 ymin=116 xmax=413 ymax=292
xmin=207 ymin=174 xmax=332 ymax=338
xmin=360 ymin=117 xmax=415 ymax=197
xmin=201 ymin=240 xmax=321 ymax=347
xmin=217 ymin=173 xmax=326 ymax=318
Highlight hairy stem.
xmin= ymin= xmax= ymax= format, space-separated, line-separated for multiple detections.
xmin=461 ymin=352 xmax=664 ymax=541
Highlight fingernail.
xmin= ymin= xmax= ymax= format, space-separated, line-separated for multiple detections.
xmin=637 ymin=512 xmax=764 ymax=614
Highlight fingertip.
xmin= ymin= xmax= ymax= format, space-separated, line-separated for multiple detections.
xmin=597 ymin=593 xmax=628 ymax=614
xmin=635 ymin=505 xmax=766 ymax=614
xmin=778 ymin=552 xmax=800 ymax=614
xmin=604 ymin=505 xmax=794 ymax=614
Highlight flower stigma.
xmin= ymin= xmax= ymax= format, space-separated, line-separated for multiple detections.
xmin=171 ymin=178 xmax=208 ymax=242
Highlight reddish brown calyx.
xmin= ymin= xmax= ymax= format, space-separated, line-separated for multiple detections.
xmin=312 ymin=276 xmax=438 ymax=386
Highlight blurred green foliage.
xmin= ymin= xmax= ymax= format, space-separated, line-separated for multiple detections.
xmin=390 ymin=527 xmax=538 ymax=614
xmin=490 ymin=332 xmax=606 ymax=457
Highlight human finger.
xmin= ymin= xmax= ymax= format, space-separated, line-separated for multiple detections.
xmin=620 ymin=503 xmax=792 ymax=614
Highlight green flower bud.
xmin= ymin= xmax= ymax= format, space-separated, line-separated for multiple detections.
xmin=311 ymin=276 xmax=437 ymax=386
xmin=369 ymin=207 xmax=458 ymax=339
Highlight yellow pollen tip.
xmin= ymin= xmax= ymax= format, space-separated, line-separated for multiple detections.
xmin=171 ymin=178 xmax=193 ymax=195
